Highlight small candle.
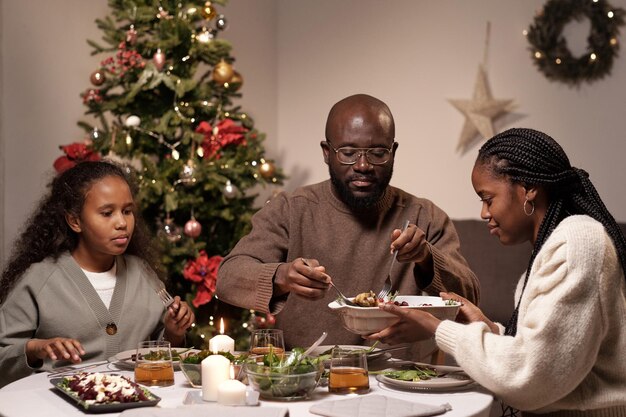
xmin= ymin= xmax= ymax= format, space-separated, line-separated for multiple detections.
xmin=208 ymin=318 xmax=235 ymax=353
xmin=217 ymin=379 xmax=247 ymax=405
xmin=201 ymin=354 xmax=230 ymax=401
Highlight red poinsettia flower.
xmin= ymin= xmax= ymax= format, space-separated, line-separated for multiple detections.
xmin=53 ymin=142 xmax=101 ymax=173
xmin=196 ymin=118 xmax=248 ymax=159
xmin=183 ymin=250 xmax=223 ymax=308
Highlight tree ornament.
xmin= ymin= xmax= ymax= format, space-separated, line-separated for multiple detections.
xmin=125 ymin=25 xmax=137 ymax=44
xmin=180 ymin=159 xmax=196 ymax=184
xmin=526 ymin=0 xmax=625 ymax=86
xmin=124 ymin=115 xmax=141 ymax=127
xmin=259 ymin=161 xmax=276 ymax=179
xmin=156 ymin=6 xmax=171 ymax=20
xmin=162 ymin=217 xmax=182 ymax=243
xmin=223 ymin=181 xmax=239 ymax=199
xmin=216 ymin=14 xmax=228 ymax=31
xmin=228 ymin=71 xmax=243 ymax=90
xmin=201 ymin=1 xmax=217 ymax=20
xmin=184 ymin=217 xmax=202 ymax=238
xmin=90 ymin=70 xmax=105 ymax=86
xmin=89 ymin=127 xmax=101 ymax=142
xmin=153 ymin=49 xmax=166 ymax=71
xmin=212 ymin=60 xmax=234 ymax=84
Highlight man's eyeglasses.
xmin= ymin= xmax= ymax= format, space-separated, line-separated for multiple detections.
xmin=326 ymin=141 xmax=394 ymax=165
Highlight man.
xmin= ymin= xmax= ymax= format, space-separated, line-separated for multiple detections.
xmin=216 ymin=94 xmax=479 ymax=360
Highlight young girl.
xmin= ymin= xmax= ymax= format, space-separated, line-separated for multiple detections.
xmin=0 ymin=161 xmax=195 ymax=387
xmin=368 ymin=128 xmax=626 ymax=416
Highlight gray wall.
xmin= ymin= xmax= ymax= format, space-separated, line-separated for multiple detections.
xmin=2 ymin=0 xmax=626 ymax=264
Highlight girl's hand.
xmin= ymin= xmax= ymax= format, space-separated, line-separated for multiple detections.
xmin=25 ymin=337 xmax=85 ymax=367
xmin=364 ymin=303 xmax=441 ymax=344
xmin=440 ymin=291 xmax=499 ymax=334
xmin=164 ymin=296 xmax=195 ymax=346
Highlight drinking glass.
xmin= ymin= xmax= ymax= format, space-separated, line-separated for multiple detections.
xmin=134 ymin=340 xmax=175 ymax=387
xmin=249 ymin=329 xmax=285 ymax=355
xmin=328 ymin=347 xmax=369 ymax=394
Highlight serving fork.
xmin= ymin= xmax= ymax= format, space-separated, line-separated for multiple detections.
xmin=301 ymin=258 xmax=357 ymax=306
xmin=377 ymin=220 xmax=410 ymax=300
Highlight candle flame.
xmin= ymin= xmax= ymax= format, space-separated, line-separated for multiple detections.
xmin=220 ymin=317 xmax=225 ymax=335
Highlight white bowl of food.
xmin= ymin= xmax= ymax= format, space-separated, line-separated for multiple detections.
xmin=328 ymin=295 xmax=461 ymax=335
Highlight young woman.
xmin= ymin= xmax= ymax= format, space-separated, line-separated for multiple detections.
xmin=368 ymin=128 xmax=626 ymax=416
xmin=0 ymin=161 xmax=194 ymax=387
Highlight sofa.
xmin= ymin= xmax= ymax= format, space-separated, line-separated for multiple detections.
xmin=452 ymin=219 xmax=626 ymax=325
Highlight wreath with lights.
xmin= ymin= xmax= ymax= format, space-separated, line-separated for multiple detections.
xmin=526 ymin=0 xmax=625 ymax=86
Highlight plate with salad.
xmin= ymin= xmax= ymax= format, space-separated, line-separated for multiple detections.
xmin=109 ymin=347 xmax=198 ymax=370
xmin=374 ymin=363 xmax=474 ymax=391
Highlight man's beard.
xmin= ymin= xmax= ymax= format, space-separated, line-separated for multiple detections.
xmin=329 ymin=167 xmax=393 ymax=210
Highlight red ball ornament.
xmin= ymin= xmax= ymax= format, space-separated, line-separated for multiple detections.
xmin=90 ymin=70 xmax=105 ymax=86
xmin=184 ymin=217 xmax=202 ymax=238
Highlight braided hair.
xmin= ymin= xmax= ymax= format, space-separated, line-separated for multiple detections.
xmin=477 ymin=128 xmax=626 ymax=336
xmin=0 ymin=161 xmax=163 ymax=304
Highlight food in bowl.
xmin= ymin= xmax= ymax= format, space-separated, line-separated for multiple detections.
xmin=328 ymin=295 xmax=461 ymax=335
xmin=244 ymin=348 xmax=324 ymax=401
xmin=353 ymin=290 xmax=409 ymax=307
xmin=179 ymin=351 xmax=250 ymax=387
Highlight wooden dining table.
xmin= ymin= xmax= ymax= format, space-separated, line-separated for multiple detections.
xmin=0 ymin=361 xmax=497 ymax=417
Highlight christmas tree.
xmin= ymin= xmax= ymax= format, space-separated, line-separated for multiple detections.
xmin=54 ymin=0 xmax=283 ymax=349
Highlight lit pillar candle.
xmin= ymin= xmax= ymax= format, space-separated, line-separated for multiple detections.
xmin=217 ymin=366 xmax=247 ymax=405
xmin=208 ymin=318 xmax=235 ymax=353
xmin=201 ymin=354 xmax=230 ymax=401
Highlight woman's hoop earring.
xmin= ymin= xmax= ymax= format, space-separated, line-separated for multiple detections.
xmin=523 ymin=199 xmax=535 ymax=216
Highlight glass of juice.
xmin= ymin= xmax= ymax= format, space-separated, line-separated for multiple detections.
xmin=249 ymin=329 xmax=285 ymax=356
xmin=134 ymin=340 xmax=175 ymax=387
xmin=329 ymin=347 xmax=369 ymax=394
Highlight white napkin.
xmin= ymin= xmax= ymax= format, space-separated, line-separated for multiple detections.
xmin=119 ymin=404 xmax=289 ymax=417
xmin=309 ymin=395 xmax=452 ymax=417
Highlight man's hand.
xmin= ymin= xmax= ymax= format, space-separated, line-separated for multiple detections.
xmin=273 ymin=257 xmax=331 ymax=300
xmin=391 ymin=223 xmax=432 ymax=267
xmin=26 ymin=337 xmax=85 ymax=367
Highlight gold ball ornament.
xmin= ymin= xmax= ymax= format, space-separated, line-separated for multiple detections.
xmin=201 ymin=2 xmax=217 ymax=20
xmin=183 ymin=217 xmax=202 ymax=238
xmin=259 ymin=161 xmax=276 ymax=179
xmin=228 ymin=70 xmax=243 ymax=90
xmin=90 ymin=70 xmax=105 ymax=86
xmin=212 ymin=60 xmax=234 ymax=84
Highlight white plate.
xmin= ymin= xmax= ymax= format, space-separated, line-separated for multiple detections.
xmin=375 ymin=363 xmax=474 ymax=391
xmin=109 ymin=348 xmax=198 ymax=371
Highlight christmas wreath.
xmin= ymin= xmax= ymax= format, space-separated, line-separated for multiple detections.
xmin=526 ymin=0 xmax=625 ymax=86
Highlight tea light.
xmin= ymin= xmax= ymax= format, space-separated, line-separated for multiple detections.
xmin=201 ymin=354 xmax=230 ymax=401
xmin=208 ymin=318 xmax=235 ymax=353
xmin=217 ymin=367 xmax=247 ymax=406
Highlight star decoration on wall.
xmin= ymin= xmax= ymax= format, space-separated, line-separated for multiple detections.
xmin=448 ymin=65 xmax=516 ymax=154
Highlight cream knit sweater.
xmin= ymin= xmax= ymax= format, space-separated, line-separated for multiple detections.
xmin=436 ymin=215 xmax=626 ymax=416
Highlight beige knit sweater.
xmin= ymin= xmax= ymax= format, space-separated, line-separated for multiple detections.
xmin=436 ymin=215 xmax=626 ymax=416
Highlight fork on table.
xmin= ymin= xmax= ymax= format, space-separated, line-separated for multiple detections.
xmin=377 ymin=220 xmax=410 ymax=300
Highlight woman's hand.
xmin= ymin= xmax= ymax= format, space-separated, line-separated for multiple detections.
xmin=440 ymin=291 xmax=499 ymax=334
xmin=364 ymin=302 xmax=441 ymax=344
xmin=164 ymin=296 xmax=195 ymax=346
xmin=25 ymin=337 xmax=85 ymax=367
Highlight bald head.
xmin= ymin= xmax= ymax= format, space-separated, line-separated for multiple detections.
xmin=325 ymin=94 xmax=395 ymax=142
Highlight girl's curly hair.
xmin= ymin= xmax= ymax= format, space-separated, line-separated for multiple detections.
xmin=0 ymin=160 xmax=163 ymax=303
